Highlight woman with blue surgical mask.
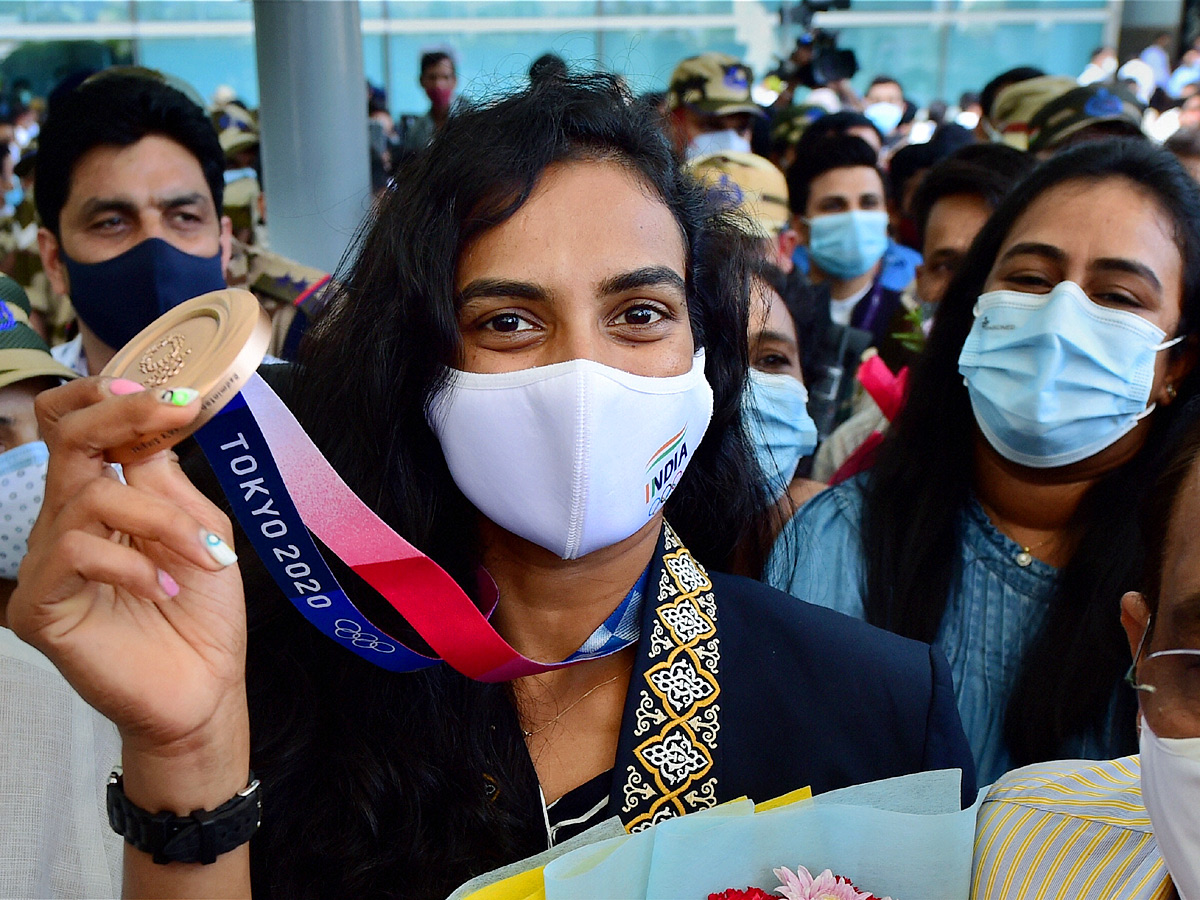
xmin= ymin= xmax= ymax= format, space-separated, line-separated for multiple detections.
xmin=733 ymin=262 xmax=824 ymax=577
xmin=768 ymin=139 xmax=1200 ymax=786
xmin=743 ymin=263 xmax=822 ymax=506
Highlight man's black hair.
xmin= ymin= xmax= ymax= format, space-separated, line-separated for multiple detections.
xmin=980 ymin=66 xmax=1045 ymax=119
xmin=529 ymin=53 xmax=568 ymax=85
xmin=908 ymin=142 xmax=1034 ymax=245
xmin=795 ymin=110 xmax=882 ymax=148
xmin=420 ymin=51 xmax=455 ymax=77
xmin=927 ymin=121 xmax=977 ymax=157
xmin=785 ymin=133 xmax=881 ymax=214
xmin=1165 ymin=127 xmax=1200 ymax=161
xmin=35 ymin=70 xmax=223 ymax=236
xmin=869 ymin=75 xmax=902 ymax=90
xmin=887 ymin=141 xmax=939 ymax=201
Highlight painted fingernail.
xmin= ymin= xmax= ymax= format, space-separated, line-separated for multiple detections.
xmin=201 ymin=529 xmax=237 ymax=567
xmin=109 ymin=379 xmax=146 ymax=396
xmin=159 ymin=388 xmax=200 ymax=407
xmin=158 ymin=569 xmax=181 ymax=598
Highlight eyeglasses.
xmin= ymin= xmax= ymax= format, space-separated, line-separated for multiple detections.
xmin=1126 ymin=614 xmax=1200 ymax=735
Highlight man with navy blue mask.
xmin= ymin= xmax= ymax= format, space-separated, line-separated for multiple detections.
xmin=34 ymin=68 xmax=231 ymax=377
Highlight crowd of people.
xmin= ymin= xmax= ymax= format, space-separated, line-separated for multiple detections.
xmin=0 ymin=30 xmax=1199 ymax=900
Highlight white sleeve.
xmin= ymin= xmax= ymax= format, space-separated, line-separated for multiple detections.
xmin=0 ymin=627 xmax=122 ymax=899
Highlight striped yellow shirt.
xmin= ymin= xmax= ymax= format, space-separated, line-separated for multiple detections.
xmin=972 ymin=756 xmax=1175 ymax=900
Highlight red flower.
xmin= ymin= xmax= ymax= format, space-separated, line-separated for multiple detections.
xmin=708 ymin=889 xmax=781 ymax=900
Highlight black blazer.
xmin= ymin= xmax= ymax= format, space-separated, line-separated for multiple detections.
xmin=608 ymin=525 xmax=975 ymax=831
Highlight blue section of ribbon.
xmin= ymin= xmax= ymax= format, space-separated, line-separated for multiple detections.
xmin=195 ymin=392 xmax=438 ymax=672
xmin=566 ymin=565 xmax=647 ymax=660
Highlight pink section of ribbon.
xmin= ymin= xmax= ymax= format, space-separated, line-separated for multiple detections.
xmin=240 ymin=375 xmax=573 ymax=682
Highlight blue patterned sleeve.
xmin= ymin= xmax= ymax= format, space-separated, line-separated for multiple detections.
xmin=764 ymin=479 xmax=870 ymax=621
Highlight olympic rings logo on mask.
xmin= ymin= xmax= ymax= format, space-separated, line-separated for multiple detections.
xmin=333 ymin=618 xmax=397 ymax=654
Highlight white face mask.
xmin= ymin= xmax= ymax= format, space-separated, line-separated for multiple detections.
xmin=426 ymin=351 xmax=714 ymax=560
xmin=1141 ymin=719 xmax=1200 ymax=900
xmin=687 ymin=128 xmax=752 ymax=159
xmin=0 ymin=440 xmax=48 ymax=580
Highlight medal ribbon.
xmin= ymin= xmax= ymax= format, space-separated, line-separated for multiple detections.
xmin=194 ymin=373 xmax=639 ymax=681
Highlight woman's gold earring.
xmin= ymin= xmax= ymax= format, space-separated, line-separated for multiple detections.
xmin=1166 ymin=383 xmax=1178 ymax=400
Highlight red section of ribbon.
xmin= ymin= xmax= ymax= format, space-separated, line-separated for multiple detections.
xmin=351 ymin=558 xmax=547 ymax=682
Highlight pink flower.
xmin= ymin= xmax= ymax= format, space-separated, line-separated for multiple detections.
xmin=772 ymin=865 xmax=891 ymax=900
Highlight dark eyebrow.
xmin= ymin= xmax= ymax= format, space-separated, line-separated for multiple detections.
xmin=456 ymin=278 xmax=549 ymax=305
xmin=78 ymin=197 xmax=138 ymax=220
xmin=1172 ymin=590 xmax=1200 ymax=620
xmin=77 ymin=192 xmax=209 ymax=220
xmin=457 ymin=266 xmax=686 ymax=306
xmin=157 ymin=192 xmax=207 ymax=211
xmin=597 ymin=266 xmax=686 ymax=298
xmin=999 ymin=241 xmax=1163 ymax=293
xmin=997 ymin=241 xmax=1067 ymax=265
xmin=1092 ymin=257 xmax=1162 ymax=293
xmin=754 ymin=329 xmax=799 ymax=348
xmin=1160 ymin=590 xmax=1200 ymax=640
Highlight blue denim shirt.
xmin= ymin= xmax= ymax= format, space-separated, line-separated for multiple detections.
xmin=765 ymin=477 xmax=1126 ymax=785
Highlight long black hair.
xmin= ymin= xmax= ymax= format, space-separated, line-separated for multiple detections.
xmin=228 ymin=74 xmax=771 ymax=899
xmin=857 ymin=139 xmax=1200 ymax=766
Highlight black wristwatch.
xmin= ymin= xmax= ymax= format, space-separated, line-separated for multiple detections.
xmin=106 ymin=767 xmax=262 ymax=864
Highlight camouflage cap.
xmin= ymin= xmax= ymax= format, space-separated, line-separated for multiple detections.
xmin=668 ymin=52 xmax=765 ymax=118
xmin=991 ymin=75 xmax=1077 ymax=150
xmin=1027 ymin=82 xmax=1143 ymax=153
xmin=223 ymin=176 xmax=260 ymax=235
xmin=0 ymin=275 xmax=77 ymax=390
xmin=770 ymin=104 xmax=825 ymax=150
xmin=219 ymin=125 xmax=259 ymax=157
xmin=688 ymin=150 xmax=790 ymax=237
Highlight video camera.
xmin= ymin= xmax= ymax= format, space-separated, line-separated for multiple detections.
xmin=769 ymin=0 xmax=858 ymax=89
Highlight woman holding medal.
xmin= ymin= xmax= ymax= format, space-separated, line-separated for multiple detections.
xmin=7 ymin=75 xmax=973 ymax=899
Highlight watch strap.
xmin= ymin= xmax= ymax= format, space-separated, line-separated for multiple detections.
xmin=107 ymin=769 xmax=261 ymax=865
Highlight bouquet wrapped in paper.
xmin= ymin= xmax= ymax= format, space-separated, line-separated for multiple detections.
xmin=450 ymin=769 xmax=982 ymax=900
